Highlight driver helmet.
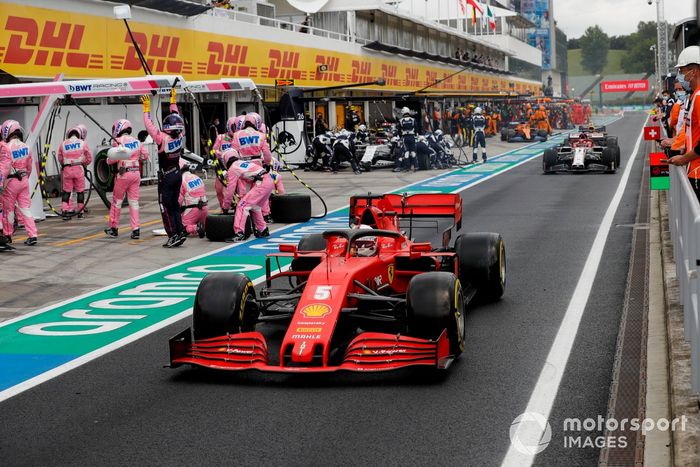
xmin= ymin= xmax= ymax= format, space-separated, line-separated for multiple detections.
xmin=401 ymin=107 xmax=411 ymax=116
xmin=587 ymin=124 xmax=596 ymax=132
xmin=474 ymin=107 xmax=483 ymax=115
xmin=358 ymin=124 xmax=367 ymax=132
xmin=163 ymin=113 xmax=185 ymax=136
xmin=354 ymin=224 xmax=377 ymax=257
xmin=434 ymin=129 xmax=443 ymax=136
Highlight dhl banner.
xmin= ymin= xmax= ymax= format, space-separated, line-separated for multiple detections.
xmin=0 ymin=2 xmax=540 ymax=94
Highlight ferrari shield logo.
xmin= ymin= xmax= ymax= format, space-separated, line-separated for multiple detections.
xmin=388 ymin=264 xmax=394 ymax=284
xmin=301 ymin=303 xmax=332 ymax=318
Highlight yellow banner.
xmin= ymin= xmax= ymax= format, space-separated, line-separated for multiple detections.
xmin=0 ymin=3 xmax=540 ymax=94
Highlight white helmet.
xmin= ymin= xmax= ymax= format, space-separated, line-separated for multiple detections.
xmin=358 ymin=124 xmax=367 ymax=132
xmin=434 ymin=129 xmax=443 ymax=136
xmin=474 ymin=107 xmax=483 ymax=115
xmin=676 ymin=45 xmax=700 ymax=68
xmin=355 ymin=225 xmax=377 ymax=257
xmin=401 ymin=107 xmax=411 ymax=116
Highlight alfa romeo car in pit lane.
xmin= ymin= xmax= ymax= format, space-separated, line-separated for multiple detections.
xmin=169 ymin=193 xmax=506 ymax=373
xmin=542 ymin=125 xmax=621 ymax=174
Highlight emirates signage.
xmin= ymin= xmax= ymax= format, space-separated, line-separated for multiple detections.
xmin=600 ymin=80 xmax=649 ymax=93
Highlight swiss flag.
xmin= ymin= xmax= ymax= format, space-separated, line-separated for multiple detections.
xmin=644 ymin=126 xmax=661 ymax=141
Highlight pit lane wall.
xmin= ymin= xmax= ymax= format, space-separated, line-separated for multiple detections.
xmin=0 ymin=0 xmax=541 ymax=94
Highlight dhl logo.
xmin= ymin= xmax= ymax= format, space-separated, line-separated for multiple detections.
xmin=315 ymin=55 xmax=341 ymax=81
xmin=381 ymin=64 xmax=400 ymax=87
xmin=111 ymin=31 xmax=191 ymax=74
xmin=351 ymin=60 xmax=373 ymax=83
xmin=426 ymin=70 xmax=438 ymax=88
xmin=267 ymin=50 xmax=301 ymax=80
xmin=404 ymin=67 xmax=420 ymax=88
xmin=2 ymin=16 xmax=102 ymax=69
xmin=201 ymin=42 xmax=250 ymax=77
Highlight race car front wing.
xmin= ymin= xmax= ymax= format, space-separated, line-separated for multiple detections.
xmin=169 ymin=329 xmax=453 ymax=372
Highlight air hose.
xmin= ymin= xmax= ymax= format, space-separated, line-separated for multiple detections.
xmin=254 ymin=90 xmax=328 ymax=219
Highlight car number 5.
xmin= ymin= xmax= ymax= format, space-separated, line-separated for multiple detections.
xmin=314 ymin=286 xmax=332 ymax=300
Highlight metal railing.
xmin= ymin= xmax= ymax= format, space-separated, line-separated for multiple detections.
xmin=205 ymin=8 xmax=370 ymax=44
xmin=668 ymin=164 xmax=700 ymax=393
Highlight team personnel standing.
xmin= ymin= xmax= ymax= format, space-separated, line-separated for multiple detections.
xmin=471 ymin=107 xmax=487 ymax=163
xmin=394 ymin=107 xmax=417 ymax=172
xmin=233 ymin=114 xmax=272 ymax=165
xmin=143 ymin=88 xmax=187 ymax=248
xmin=0 ymin=121 xmax=38 ymax=245
xmin=0 ymin=121 xmax=15 ymax=250
xmin=212 ymin=116 xmax=239 ymax=210
xmin=104 ymin=119 xmax=149 ymax=239
xmin=58 ymin=124 xmax=92 ymax=220
xmin=221 ymin=149 xmax=273 ymax=242
xmin=669 ymin=46 xmax=700 ymax=200
xmin=179 ymin=160 xmax=207 ymax=238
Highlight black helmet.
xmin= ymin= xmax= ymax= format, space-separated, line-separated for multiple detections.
xmin=163 ymin=113 xmax=185 ymax=136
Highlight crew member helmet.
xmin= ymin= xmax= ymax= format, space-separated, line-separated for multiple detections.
xmin=112 ymin=119 xmax=132 ymax=139
xmin=2 ymin=120 xmax=24 ymax=142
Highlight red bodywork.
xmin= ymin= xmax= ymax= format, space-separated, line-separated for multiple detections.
xmin=170 ymin=193 xmax=464 ymax=373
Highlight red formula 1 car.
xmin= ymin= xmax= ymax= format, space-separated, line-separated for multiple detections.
xmin=169 ymin=193 xmax=506 ymax=373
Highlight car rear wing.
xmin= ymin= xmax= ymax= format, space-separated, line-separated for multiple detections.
xmin=349 ymin=193 xmax=462 ymax=246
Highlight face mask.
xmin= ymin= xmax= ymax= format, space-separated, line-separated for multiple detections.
xmin=676 ymin=90 xmax=687 ymax=102
xmin=678 ymin=71 xmax=693 ymax=91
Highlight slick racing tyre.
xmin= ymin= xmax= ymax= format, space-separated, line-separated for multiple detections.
xmin=602 ymin=147 xmax=617 ymax=173
xmin=205 ymin=213 xmax=252 ymax=241
xmin=270 ymin=193 xmax=312 ymax=224
xmin=406 ymin=272 xmax=465 ymax=358
xmin=454 ymin=232 xmax=506 ymax=301
xmin=542 ymin=148 xmax=558 ymax=174
xmin=537 ymin=129 xmax=549 ymax=138
xmin=193 ymin=272 xmax=259 ymax=340
xmin=290 ymin=233 xmax=326 ymax=272
xmin=93 ymin=148 xmax=116 ymax=192
xmin=500 ymin=128 xmax=508 ymax=141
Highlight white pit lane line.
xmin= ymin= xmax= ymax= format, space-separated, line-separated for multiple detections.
xmin=502 ymin=118 xmax=648 ymax=466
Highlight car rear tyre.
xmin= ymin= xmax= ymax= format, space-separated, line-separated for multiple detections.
xmin=406 ymin=272 xmax=465 ymax=357
xmin=193 ymin=272 xmax=259 ymax=340
xmin=270 ymin=193 xmax=312 ymax=224
xmin=454 ymin=232 xmax=506 ymax=301
xmin=93 ymin=148 xmax=116 ymax=192
xmin=542 ymin=148 xmax=558 ymax=174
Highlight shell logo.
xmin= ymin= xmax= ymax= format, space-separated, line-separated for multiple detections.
xmin=300 ymin=303 xmax=332 ymax=318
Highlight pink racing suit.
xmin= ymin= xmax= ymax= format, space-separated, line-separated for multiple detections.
xmin=212 ymin=133 xmax=234 ymax=209
xmin=108 ymin=135 xmax=149 ymax=231
xmin=232 ymin=128 xmax=273 ymax=165
xmin=58 ymin=136 xmax=92 ymax=213
xmin=0 ymin=141 xmax=10 ymax=231
xmin=262 ymin=158 xmax=286 ymax=217
xmin=0 ymin=139 xmax=37 ymax=238
xmin=222 ymin=159 xmax=273 ymax=234
xmin=179 ymin=171 xmax=208 ymax=235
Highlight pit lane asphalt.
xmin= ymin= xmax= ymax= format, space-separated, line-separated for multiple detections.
xmin=0 ymin=113 xmax=646 ymax=466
